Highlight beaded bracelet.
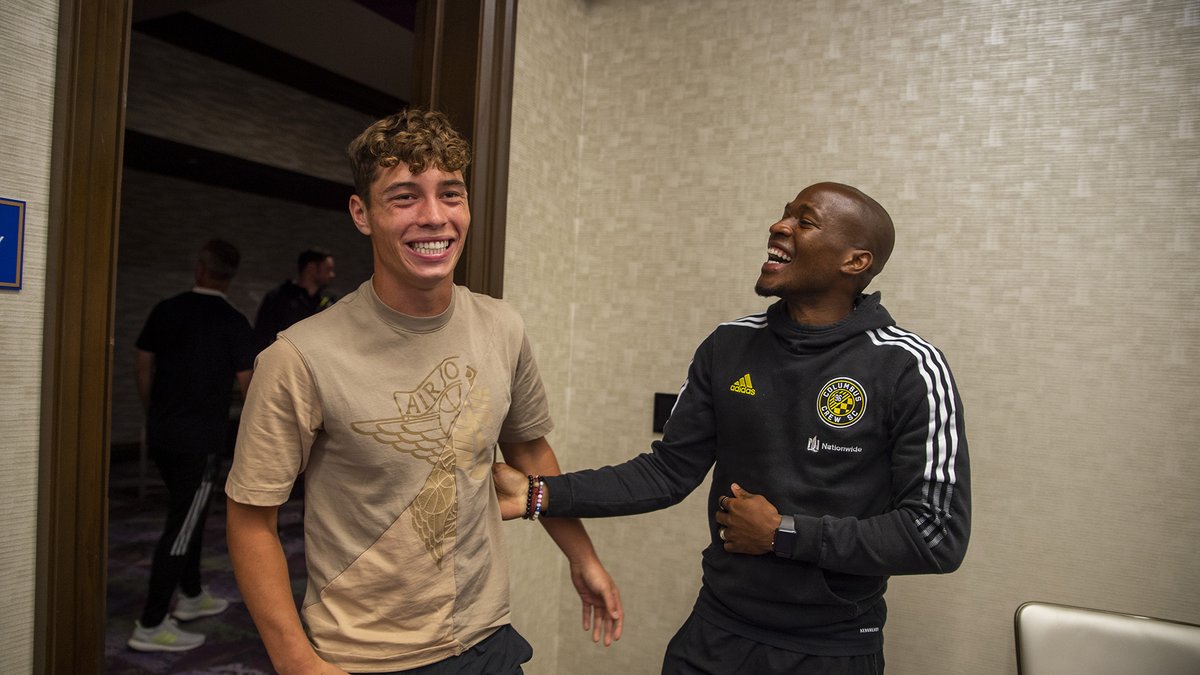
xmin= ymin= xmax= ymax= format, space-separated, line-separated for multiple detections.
xmin=532 ymin=476 xmax=545 ymax=521
xmin=523 ymin=474 xmax=535 ymax=519
xmin=522 ymin=475 xmax=545 ymax=520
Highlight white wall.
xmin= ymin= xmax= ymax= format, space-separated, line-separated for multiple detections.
xmin=506 ymin=0 xmax=1200 ymax=673
xmin=0 ymin=1 xmax=58 ymax=672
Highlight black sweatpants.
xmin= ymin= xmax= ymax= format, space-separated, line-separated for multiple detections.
xmin=139 ymin=451 xmax=220 ymax=626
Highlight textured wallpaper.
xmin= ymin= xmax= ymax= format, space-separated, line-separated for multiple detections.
xmin=504 ymin=0 xmax=590 ymax=669
xmin=507 ymin=0 xmax=1200 ymax=673
xmin=0 ymin=1 xmax=57 ymax=671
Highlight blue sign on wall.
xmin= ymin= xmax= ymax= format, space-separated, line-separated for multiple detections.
xmin=0 ymin=198 xmax=25 ymax=290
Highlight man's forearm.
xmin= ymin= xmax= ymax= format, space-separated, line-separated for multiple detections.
xmin=226 ymin=500 xmax=328 ymax=673
xmin=500 ymin=440 xmax=601 ymax=562
xmin=540 ymin=512 xmax=600 ymax=563
xmin=498 ymin=437 xmax=622 ymax=644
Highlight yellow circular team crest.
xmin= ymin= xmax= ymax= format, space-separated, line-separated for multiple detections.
xmin=817 ymin=377 xmax=866 ymax=428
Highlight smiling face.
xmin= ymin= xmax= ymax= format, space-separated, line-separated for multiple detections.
xmin=349 ymin=162 xmax=469 ymax=312
xmin=755 ymin=182 xmax=879 ymax=323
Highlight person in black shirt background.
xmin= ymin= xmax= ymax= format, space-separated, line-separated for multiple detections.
xmin=128 ymin=238 xmax=256 ymax=652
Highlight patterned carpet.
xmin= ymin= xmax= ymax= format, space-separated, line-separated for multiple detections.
xmin=106 ymin=457 xmax=306 ymax=674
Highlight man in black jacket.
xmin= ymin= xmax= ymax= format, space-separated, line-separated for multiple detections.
xmin=494 ymin=182 xmax=970 ymax=674
xmin=253 ymin=248 xmax=337 ymax=353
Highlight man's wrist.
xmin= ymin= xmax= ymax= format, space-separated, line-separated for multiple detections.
xmin=522 ymin=475 xmax=550 ymax=520
xmin=772 ymin=514 xmax=796 ymax=558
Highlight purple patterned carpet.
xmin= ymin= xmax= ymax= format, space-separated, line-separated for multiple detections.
xmin=106 ymin=458 xmax=306 ymax=674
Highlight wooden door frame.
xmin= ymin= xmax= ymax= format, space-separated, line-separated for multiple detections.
xmin=415 ymin=0 xmax=517 ymax=298
xmin=34 ymin=1 xmax=518 ymax=670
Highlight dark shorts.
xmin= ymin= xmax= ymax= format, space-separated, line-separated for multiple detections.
xmin=357 ymin=625 xmax=533 ymax=675
xmin=662 ymin=613 xmax=885 ymax=675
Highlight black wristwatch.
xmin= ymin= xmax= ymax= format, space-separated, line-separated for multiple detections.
xmin=773 ymin=514 xmax=796 ymax=558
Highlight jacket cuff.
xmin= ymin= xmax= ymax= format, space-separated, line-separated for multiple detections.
xmin=787 ymin=514 xmax=824 ymax=562
xmin=542 ymin=474 xmax=573 ymax=516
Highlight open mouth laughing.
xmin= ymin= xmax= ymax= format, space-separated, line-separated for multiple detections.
xmin=767 ymin=246 xmax=792 ymax=264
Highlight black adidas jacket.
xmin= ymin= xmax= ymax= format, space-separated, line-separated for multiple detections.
xmin=544 ymin=293 xmax=970 ymax=654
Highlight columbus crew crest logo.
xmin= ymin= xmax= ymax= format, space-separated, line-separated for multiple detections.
xmin=817 ymin=377 xmax=866 ymax=428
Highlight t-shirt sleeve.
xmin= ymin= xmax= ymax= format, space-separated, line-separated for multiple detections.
xmin=226 ymin=337 xmax=321 ymax=506
xmin=498 ymin=333 xmax=554 ymax=443
xmin=135 ymin=302 xmax=166 ymax=353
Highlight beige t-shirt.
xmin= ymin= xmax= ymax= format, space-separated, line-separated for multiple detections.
xmin=226 ymin=280 xmax=552 ymax=672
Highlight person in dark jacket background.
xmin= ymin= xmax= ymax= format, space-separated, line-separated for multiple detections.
xmin=253 ymin=248 xmax=338 ymax=353
xmin=494 ymin=182 xmax=970 ymax=674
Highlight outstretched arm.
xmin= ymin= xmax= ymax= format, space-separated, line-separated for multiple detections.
xmin=498 ymin=437 xmax=624 ymax=646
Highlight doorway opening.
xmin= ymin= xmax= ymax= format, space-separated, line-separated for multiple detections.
xmin=107 ymin=3 xmax=413 ymax=669
xmin=37 ymin=0 xmax=516 ymax=669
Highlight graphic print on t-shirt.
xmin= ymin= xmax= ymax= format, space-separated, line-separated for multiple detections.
xmin=351 ymin=357 xmax=478 ymax=565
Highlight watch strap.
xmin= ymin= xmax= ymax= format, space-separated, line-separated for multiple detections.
xmin=773 ymin=514 xmax=796 ymax=558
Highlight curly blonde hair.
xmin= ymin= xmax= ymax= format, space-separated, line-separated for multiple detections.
xmin=347 ymin=108 xmax=472 ymax=201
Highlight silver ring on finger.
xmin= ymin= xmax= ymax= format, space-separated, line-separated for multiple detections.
xmin=719 ymin=527 xmax=727 ymax=541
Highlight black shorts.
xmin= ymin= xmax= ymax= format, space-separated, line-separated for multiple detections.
xmin=359 ymin=625 xmax=533 ymax=675
xmin=662 ymin=612 xmax=885 ymax=675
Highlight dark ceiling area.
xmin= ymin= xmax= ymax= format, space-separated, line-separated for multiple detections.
xmin=353 ymin=0 xmax=418 ymax=30
xmin=124 ymin=0 xmax=420 ymax=211
xmin=133 ymin=12 xmax=406 ymax=117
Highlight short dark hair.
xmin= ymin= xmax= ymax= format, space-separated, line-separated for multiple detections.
xmin=297 ymin=248 xmax=332 ymax=274
xmin=347 ymin=108 xmax=472 ymax=201
xmin=197 ymin=239 xmax=240 ymax=281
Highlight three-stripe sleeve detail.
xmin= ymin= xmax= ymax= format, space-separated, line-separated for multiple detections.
xmin=721 ymin=312 xmax=769 ymax=331
xmin=868 ymin=326 xmax=961 ymax=549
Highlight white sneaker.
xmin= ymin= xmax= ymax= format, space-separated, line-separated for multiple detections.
xmin=127 ymin=617 xmax=205 ymax=652
xmin=171 ymin=587 xmax=230 ymax=621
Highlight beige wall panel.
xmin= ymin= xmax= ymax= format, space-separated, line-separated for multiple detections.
xmin=505 ymin=0 xmax=590 ymax=673
xmin=510 ymin=0 xmax=1200 ymax=673
xmin=0 ymin=1 xmax=58 ymax=672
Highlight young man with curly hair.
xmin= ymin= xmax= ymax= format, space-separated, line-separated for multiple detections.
xmin=226 ymin=109 xmax=622 ymax=674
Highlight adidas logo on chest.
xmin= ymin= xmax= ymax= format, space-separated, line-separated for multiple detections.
xmin=729 ymin=374 xmax=756 ymax=396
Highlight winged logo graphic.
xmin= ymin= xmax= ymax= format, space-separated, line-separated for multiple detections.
xmin=351 ymin=357 xmax=476 ymax=565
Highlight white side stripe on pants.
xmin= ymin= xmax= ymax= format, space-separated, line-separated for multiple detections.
xmin=170 ymin=473 xmax=214 ymax=556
